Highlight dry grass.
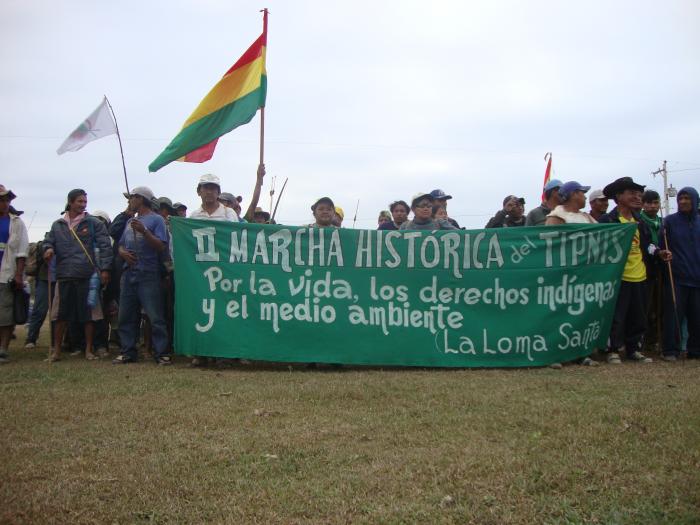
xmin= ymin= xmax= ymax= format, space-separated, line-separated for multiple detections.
xmin=1 ymin=326 xmax=699 ymax=524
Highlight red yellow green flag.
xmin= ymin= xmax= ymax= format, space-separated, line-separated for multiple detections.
xmin=149 ymin=11 xmax=267 ymax=172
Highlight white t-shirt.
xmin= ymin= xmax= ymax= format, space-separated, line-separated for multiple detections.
xmin=189 ymin=204 xmax=239 ymax=222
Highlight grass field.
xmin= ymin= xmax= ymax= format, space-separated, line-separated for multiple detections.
xmin=1 ymin=326 xmax=699 ymax=524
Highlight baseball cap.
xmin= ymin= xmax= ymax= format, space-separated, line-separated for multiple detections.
xmin=544 ymin=179 xmax=563 ymax=192
xmin=559 ymin=181 xmax=591 ymax=200
xmin=123 ymin=186 xmax=155 ymax=201
xmin=197 ymin=173 xmax=221 ymax=188
xmin=411 ymin=193 xmax=434 ymax=207
xmin=0 ymin=185 xmax=16 ymax=200
xmin=588 ymin=189 xmax=606 ymax=202
xmin=311 ymin=197 xmax=334 ymax=210
xmin=429 ymin=189 xmax=453 ymax=200
xmin=219 ymin=192 xmax=236 ymax=204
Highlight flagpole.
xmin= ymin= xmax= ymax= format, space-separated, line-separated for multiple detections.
xmin=104 ymin=95 xmax=130 ymax=194
xmin=258 ymin=8 xmax=269 ymax=169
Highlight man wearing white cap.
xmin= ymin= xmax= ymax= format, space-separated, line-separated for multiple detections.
xmin=0 ymin=185 xmax=29 ymax=364
xmin=189 ymin=174 xmax=238 ymax=367
xmin=189 ymin=174 xmax=239 ymax=221
xmin=112 ymin=186 xmax=171 ymax=366
xmin=588 ymin=189 xmax=609 ymax=222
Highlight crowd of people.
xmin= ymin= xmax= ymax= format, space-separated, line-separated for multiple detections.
xmin=0 ymin=169 xmax=697 ymax=369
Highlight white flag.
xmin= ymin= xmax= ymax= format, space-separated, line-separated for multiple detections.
xmin=57 ymin=97 xmax=117 ymax=155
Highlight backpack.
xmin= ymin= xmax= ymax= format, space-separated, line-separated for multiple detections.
xmin=24 ymin=241 xmax=42 ymax=277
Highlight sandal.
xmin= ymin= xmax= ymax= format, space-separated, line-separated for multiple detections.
xmin=85 ymin=352 xmax=99 ymax=360
xmin=46 ymin=350 xmax=62 ymax=363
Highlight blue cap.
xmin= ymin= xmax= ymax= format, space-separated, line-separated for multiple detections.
xmin=559 ymin=181 xmax=591 ymax=200
xmin=543 ymin=179 xmax=563 ymax=192
xmin=430 ymin=189 xmax=453 ymax=200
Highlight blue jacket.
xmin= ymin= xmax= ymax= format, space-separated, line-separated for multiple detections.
xmin=662 ymin=187 xmax=700 ymax=287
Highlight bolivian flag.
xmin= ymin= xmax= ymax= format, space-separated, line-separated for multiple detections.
xmin=149 ymin=12 xmax=267 ymax=172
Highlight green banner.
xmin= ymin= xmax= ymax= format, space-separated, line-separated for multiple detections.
xmin=171 ymin=219 xmax=635 ymax=368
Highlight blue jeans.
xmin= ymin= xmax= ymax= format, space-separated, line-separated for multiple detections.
xmin=118 ymin=270 xmax=169 ymax=360
xmin=27 ymin=280 xmax=53 ymax=344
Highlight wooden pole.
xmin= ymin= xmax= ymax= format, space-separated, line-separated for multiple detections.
xmin=352 ymin=199 xmax=360 ymax=228
xmin=659 ymin=210 xmax=683 ymax=345
xmin=258 ymin=9 xmax=268 ymax=169
xmin=271 ymin=177 xmax=288 ymax=222
xmin=104 ymin=96 xmax=130 ymax=194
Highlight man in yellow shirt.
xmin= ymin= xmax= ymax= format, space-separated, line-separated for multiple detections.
xmin=599 ymin=178 xmax=672 ymax=364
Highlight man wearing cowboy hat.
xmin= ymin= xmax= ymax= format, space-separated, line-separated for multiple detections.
xmin=0 ymin=186 xmax=29 ymax=364
xmin=599 ymin=177 xmax=672 ymax=364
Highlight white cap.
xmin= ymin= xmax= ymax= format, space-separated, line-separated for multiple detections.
xmin=123 ymin=186 xmax=155 ymax=202
xmin=588 ymin=189 xmax=606 ymax=202
xmin=198 ymin=173 xmax=221 ymax=187
xmin=91 ymin=210 xmax=111 ymax=223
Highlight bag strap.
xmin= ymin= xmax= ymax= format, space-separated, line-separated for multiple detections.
xmin=69 ymin=225 xmax=98 ymax=272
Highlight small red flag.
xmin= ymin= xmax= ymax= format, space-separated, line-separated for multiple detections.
xmin=541 ymin=152 xmax=552 ymax=201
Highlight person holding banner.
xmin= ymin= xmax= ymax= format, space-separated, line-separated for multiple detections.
xmin=545 ymin=181 xmax=597 ymax=225
xmin=599 ymin=177 xmax=672 ymax=364
xmin=190 ymin=174 xmax=240 ymax=222
xmin=189 ymin=174 xmax=239 ymax=367
xmin=112 ymin=187 xmax=171 ymax=366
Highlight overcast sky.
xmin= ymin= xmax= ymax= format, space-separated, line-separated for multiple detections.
xmin=1 ymin=0 xmax=698 ymax=240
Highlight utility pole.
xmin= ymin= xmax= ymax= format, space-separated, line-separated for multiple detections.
xmin=651 ymin=160 xmax=674 ymax=215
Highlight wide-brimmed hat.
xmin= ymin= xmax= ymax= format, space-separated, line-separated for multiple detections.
xmin=311 ymin=196 xmax=334 ymax=211
xmin=603 ymin=177 xmax=645 ymax=199
xmin=253 ymin=207 xmax=270 ymax=221
xmin=0 ymin=185 xmax=16 ymax=200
